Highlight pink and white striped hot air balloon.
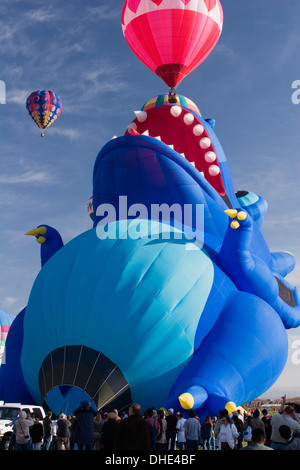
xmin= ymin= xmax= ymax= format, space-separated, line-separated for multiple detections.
xmin=122 ymin=0 xmax=223 ymax=89
xmin=0 ymin=308 xmax=14 ymax=366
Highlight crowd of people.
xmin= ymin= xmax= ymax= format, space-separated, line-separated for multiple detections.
xmin=5 ymin=395 xmax=300 ymax=451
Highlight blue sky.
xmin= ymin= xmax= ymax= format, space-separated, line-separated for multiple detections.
xmin=0 ymin=0 xmax=299 ymax=397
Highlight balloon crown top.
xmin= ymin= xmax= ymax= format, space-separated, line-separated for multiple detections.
xmin=122 ymin=0 xmax=223 ymax=27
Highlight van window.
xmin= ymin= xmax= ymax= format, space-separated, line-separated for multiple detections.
xmin=33 ymin=408 xmax=43 ymax=419
xmin=0 ymin=407 xmax=20 ymax=420
xmin=22 ymin=408 xmax=30 ymax=415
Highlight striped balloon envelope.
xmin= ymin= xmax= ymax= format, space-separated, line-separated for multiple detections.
xmin=0 ymin=308 xmax=14 ymax=367
xmin=142 ymin=94 xmax=201 ymax=116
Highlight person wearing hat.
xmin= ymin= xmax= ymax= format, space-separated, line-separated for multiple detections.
xmin=73 ymin=401 xmax=97 ymax=450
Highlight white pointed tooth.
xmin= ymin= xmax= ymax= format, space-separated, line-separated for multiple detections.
xmin=168 ymin=144 xmax=174 ymax=149
xmin=208 ymin=165 xmax=220 ymax=176
xmin=183 ymin=113 xmax=195 ymax=125
xmin=170 ymin=105 xmax=182 ymax=117
xmin=190 ymin=161 xmax=195 ymax=166
xmin=200 ymin=137 xmax=211 ymax=149
xmin=142 ymin=130 xmax=149 ymax=136
xmin=134 ymin=110 xmax=147 ymax=122
xmin=193 ymin=124 xmax=204 ymax=136
xmin=126 ymin=122 xmax=137 ymax=132
xmin=200 ymin=171 xmax=205 ymax=177
xmin=154 ymin=136 xmax=161 ymax=141
xmin=111 ymin=135 xmax=117 ymax=139
xmin=205 ymin=151 xmax=217 ymax=163
xmin=180 ymin=153 xmax=186 ymax=158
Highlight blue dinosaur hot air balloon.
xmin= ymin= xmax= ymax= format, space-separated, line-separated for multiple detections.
xmin=26 ymin=90 xmax=62 ymax=137
xmin=1 ymin=1 xmax=299 ymax=420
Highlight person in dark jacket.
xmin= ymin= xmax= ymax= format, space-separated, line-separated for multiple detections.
xmin=102 ymin=412 xmax=119 ymax=450
xmin=166 ymin=408 xmax=177 ymax=450
xmin=56 ymin=413 xmax=71 ymax=450
xmin=31 ymin=417 xmax=44 ymax=450
xmin=43 ymin=411 xmax=53 ymax=450
xmin=114 ymin=403 xmax=153 ymax=450
xmin=73 ymin=401 xmax=96 ymax=450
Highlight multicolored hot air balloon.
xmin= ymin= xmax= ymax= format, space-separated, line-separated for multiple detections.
xmin=122 ymin=0 xmax=223 ymax=90
xmin=26 ymin=90 xmax=62 ymax=137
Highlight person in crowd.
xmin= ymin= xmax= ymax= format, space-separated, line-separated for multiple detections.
xmin=114 ymin=403 xmax=153 ymax=450
xmin=50 ymin=417 xmax=57 ymax=450
xmin=240 ymin=428 xmax=273 ymax=451
xmin=236 ymin=409 xmax=244 ymax=422
xmin=270 ymin=405 xmax=300 ymax=449
xmin=165 ymin=408 xmax=178 ymax=450
xmin=210 ymin=416 xmax=218 ymax=450
xmin=43 ymin=410 xmax=53 ymax=450
xmin=102 ymin=412 xmax=119 ymax=450
xmin=279 ymin=424 xmax=300 ymax=450
xmin=217 ymin=414 xmax=239 ymax=450
xmin=200 ymin=416 xmax=213 ymax=450
xmin=232 ymin=413 xmax=243 ymax=449
xmin=113 ymin=409 xmax=121 ymax=422
xmin=93 ymin=411 xmax=104 ymax=450
xmin=73 ymin=401 xmax=97 ymax=450
xmin=249 ymin=409 xmax=266 ymax=437
xmin=31 ymin=416 xmax=44 ymax=450
xmin=261 ymin=409 xmax=272 ymax=447
xmin=146 ymin=408 xmax=161 ymax=450
xmin=213 ymin=409 xmax=228 ymax=447
xmin=176 ymin=412 xmax=186 ymax=450
xmin=56 ymin=413 xmax=71 ymax=450
xmin=15 ymin=411 xmax=34 ymax=450
xmin=156 ymin=409 xmax=167 ymax=450
xmin=184 ymin=409 xmax=201 ymax=451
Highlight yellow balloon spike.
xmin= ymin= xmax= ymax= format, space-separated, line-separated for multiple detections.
xmin=237 ymin=211 xmax=247 ymax=221
xmin=224 ymin=209 xmax=238 ymax=218
xmin=230 ymin=220 xmax=240 ymax=230
xmin=178 ymin=392 xmax=194 ymax=410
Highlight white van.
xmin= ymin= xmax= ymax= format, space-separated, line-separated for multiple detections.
xmin=0 ymin=402 xmax=46 ymax=449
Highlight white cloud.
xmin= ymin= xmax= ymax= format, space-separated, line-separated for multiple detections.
xmin=3 ymin=296 xmax=18 ymax=309
xmin=0 ymin=170 xmax=52 ymax=184
xmin=6 ymin=88 xmax=30 ymax=106
xmin=49 ymin=127 xmax=81 ymax=141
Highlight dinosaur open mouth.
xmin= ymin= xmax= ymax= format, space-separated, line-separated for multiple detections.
xmin=125 ymin=104 xmax=226 ymax=196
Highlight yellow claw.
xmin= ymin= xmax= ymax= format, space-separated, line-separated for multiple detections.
xmin=224 ymin=209 xmax=238 ymax=218
xmin=230 ymin=220 xmax=240 ymax=230
xmin=237 ymin=211 xmax=247 ymax=221
xmin=36 ymin=236 xmax=46 ymax=244
xmin=178 ymin=393 xmax=194 ymax=410
xmin=225 ymin=401 xmax=237 ymax=414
